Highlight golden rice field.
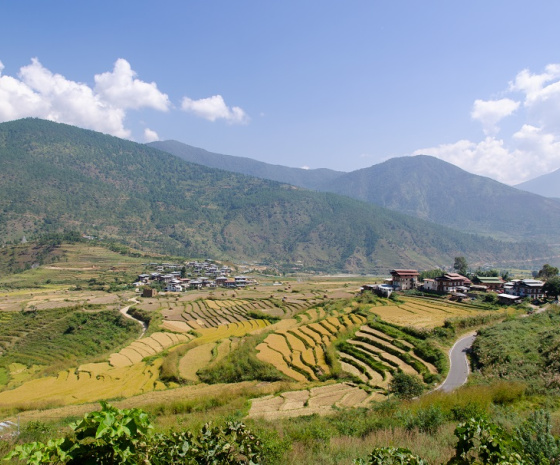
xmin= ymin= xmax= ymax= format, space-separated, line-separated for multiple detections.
xmin=367 ymin=296 xmax=493 ymax=328
xmin=256 ymin=311 xmax=366 ymax=382
xmin=0 ymin=359 xmax=165 ymax=408
xmin=157 ymin=296 xmax=323 ymax=331
xmin=109 ymin=331 xmax=192 ymax=367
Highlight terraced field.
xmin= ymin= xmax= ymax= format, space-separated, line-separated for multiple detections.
xmin=256 ymin=309 xmax=366 ymax=382
xmin=247 ymin=382 xmax=384 ymax=419
xmin=339 ymin=319 xmax=444 ymax=391
xmin=159 ymin=297 xmax=324 ymax=331
xmin=367 ymin=296 xmax=492 ymax=328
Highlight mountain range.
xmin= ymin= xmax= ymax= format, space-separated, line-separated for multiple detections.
xmin=0 ymin=118 xmax=552 ymax=273
xmin=150 ymin=141 xmax=560 ymax=244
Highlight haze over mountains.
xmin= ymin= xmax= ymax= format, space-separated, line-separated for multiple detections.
xmin=0 ymin=118 xmax=552 ymax=273
xmin=516 ymin=169 xmax=560 ymax=199
xmin=151 ymin=140 xmax=560 ymax=244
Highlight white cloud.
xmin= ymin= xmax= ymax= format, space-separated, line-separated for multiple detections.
xmin=94 ymin=59 xmax=170 ymax=111
xmin=414 ymin=63 xmax=560 ymax=185
xmin=143 ymin=127 xmax=159 ymax=142
xmin=471 ymin=98 xmax=519 ymax=135
xmin=0 ymin=58 xmax=174 ymax=138
xmin=181 ymin=94 xmax=249 ymax=124
xmin=301 ymin=165 xmax=310 ymax=170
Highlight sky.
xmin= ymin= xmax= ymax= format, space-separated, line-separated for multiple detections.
xmin=2 ymin=1 xmax=560 ymax=185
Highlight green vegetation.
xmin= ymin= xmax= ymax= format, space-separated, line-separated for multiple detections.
xmin=471 ymin=306 xmax=560 ymax=394
xmin=0 ymin=118 xmax=551 ymax=273
xmin=0 ymin=307 xmax=139 ymax=383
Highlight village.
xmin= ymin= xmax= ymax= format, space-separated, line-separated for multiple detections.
xmin=362 ymin=269 xmax=547 ymax=304
xmin=132 ymin=259 xmax=259 ymax=296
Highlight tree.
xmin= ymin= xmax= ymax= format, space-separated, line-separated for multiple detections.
xmin=543 ymin=276 xmax=560 ymax=298
xmin=454 ymin=256 xmax=468 ymax=276
xmin=538 ymin=264 xmax=559 ymax=279
xmin=388 ymin=372 xmax=424 ymax=400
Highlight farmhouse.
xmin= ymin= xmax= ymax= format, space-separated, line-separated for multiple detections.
xmin=472 ymin=276 xmax=504 ymax=291
xmin=390 ymin=269 xmax=419 ymax=290
xmin=508 ymin=279 xmax=545 ymax=299
xmin=435 ymin=273 xmax=470 ymax=293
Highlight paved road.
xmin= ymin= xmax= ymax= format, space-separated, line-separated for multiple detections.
xmin=438 ymin=332 xmax=477 ymax=392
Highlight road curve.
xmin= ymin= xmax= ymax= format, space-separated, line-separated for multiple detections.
xmin=438 ymin=332 xmax=477 ymax=392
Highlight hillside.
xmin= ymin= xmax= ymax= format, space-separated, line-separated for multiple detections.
xmin=516 ymin=168 xmax=560 ymax=199
xmin=148 ymin=140 xmax=342 ymax=190
xmin=318 ymin=155 xmax=560 ymax=244
xmin=0 ymin=118 xmax=552 ymax=272
xmin=150 ymin=140 xmax=560 ymax=245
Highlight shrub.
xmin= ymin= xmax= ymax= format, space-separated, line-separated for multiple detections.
xmin=355 ymin=447 xmax=429 ymax=465
xmin=389 ymin=372 xmax=424 ymax=400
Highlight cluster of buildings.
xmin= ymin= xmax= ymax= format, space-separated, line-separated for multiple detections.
xmin=133 ymin=260 xmax=257 ymax=294
xmin=363 ymin=269 xmax=546 ymax=304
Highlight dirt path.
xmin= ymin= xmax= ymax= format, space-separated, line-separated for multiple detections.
xmin=119 ymin=297 xmax=147 ymax=338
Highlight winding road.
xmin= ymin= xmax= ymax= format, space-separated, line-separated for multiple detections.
xmin=438 ymin=331 xmax=477 ymax=392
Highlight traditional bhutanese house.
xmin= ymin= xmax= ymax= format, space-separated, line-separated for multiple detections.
xmin=435 ymin=273 xmax=470 ymax=293
xmin=420 ymin=278 xmax=437 ymax=291
xmin=510 ymin=279 xmax=545 ymax=299
xmin=142 ymin=287 xmax=157 ymax=298
xmin=498 ymin=294 xmax=522 ymax=305
xmin=390 ymin=269 xmax=419 ymax=290
xmin=472 ymin=276 xmax=504 ymax=291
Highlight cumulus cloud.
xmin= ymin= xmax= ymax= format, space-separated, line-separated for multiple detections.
xmin=143 ymin=127 xmax=159 ymax=142
xmin=94 ymin=59 xmax=170 ymax=111
xmin=415 ymin=63 xmax=560 ymax=185
xmin=181 ymin=94 xmax=249 ymax=124
xmin=0 ymin=57 xmax=249 ymax=140
xmin=471 ymin=98 xmax=519 ymax=135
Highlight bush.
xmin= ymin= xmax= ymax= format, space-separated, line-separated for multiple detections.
xmin=389 ymin=372 xmax=424 ymax=400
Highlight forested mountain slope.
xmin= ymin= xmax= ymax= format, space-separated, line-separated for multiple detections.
xmin=0 ymin=119 xmax=550 ymax=272
xmin=319 ymin=155 xmax=560 ymax=243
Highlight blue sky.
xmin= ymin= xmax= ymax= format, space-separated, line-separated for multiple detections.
xmin=2 ymin=1 xmax=560 ymax=184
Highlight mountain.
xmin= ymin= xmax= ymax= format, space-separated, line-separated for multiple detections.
xmin=149 ymin=140 xmax=560 ymax=245
xmin=148 ymin=140 xmax=342 ymax=190
xmin=0 ymin=118 xmax=552 ymax=272
xmin=319 ymin=155 xmax=560 ymax=244
xmin=516 ymin=169 xmax=560 ymax=199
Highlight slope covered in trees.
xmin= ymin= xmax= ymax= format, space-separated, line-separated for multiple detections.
xmin=0 ymin=119 xmax=550 ymax=272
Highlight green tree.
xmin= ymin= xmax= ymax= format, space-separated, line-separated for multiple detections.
xmin=543 ymin=276 xmax=560 ymax=298
xmin=388 ymin=372 xmax=424 ymax=400
xmin=454 ymin=256 xmax=468 ymax=276
xmin=538 ymin=264 xmax=559 ymax=279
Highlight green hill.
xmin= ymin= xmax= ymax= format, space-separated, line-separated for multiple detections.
xmin=320 ymin=155 xmax=560 ymax=243
xmin=0 ymin=119 xmax=551 ymax=272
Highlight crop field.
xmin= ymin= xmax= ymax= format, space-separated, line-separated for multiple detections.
xmin=109 ymin=331 xmax=192 ymax=367
xmin=0 ymin=358 xmax=166 ymax=408
xmin=366 ymin=296 xmax=494 ymax=328
xmin=154 ymin=296 xmax=324 ymax=331
xmin=247 ymin=382 xmax=384 ymax=419
xmin=338 ymin=319 xmax=445 ymax=393
xmin=256 ymin=308 xmax=366 ymax=382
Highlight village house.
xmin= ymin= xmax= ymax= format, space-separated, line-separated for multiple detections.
xmin=435 ymin=273 xmax=471 ymax=293
xmin=508 ymin=279 xmax=545 ymax=299
xmin=471 ymin=276 xmax=504 ymax=291
xmin=389 ymin=269 xmax=419 ymax=290
xmin=420 ymin=278 xmax=437 ymax=292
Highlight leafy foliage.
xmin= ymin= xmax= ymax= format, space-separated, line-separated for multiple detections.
xmin=5 ymin=402 xmax=264 ymax=464
xmin=354 ymin=447 xmax=429 ymax=465
xmin=388 ymin=372 xmax=425 ymax=400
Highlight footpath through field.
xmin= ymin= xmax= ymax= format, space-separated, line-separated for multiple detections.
xmin=120 ymin=298 xmax=147 ymax=337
